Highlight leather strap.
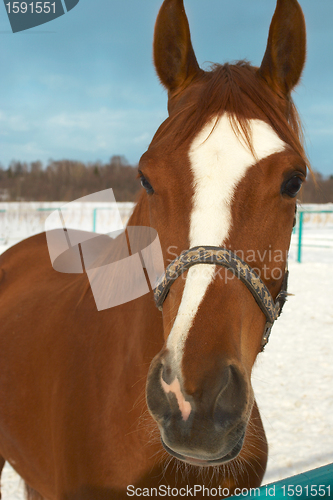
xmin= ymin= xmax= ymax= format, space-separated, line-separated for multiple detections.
xmin=154 ymin=246 xmax=289 ymax=349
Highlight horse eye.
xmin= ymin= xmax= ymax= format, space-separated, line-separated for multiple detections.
xmin=282 ymin=175 xmax=303 ymax=198
xmin=139 ymin=172 xmax=154 ymax=195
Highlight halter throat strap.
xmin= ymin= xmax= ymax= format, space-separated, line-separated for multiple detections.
xmin=154 ymin=246 xmax=288 ymax=350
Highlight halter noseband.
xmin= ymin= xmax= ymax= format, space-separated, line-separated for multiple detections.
xmin=154 ymin=246 xmax=288 ymax=350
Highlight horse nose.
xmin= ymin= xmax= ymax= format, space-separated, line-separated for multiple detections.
xmin=150 ymin=360 xmax=248 ymax=424
xmin=147 ymin=356 xmax=250 ymax=462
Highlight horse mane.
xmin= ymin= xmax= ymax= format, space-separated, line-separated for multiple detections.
xmin=164 ymin=61 xmax=310 ymax=170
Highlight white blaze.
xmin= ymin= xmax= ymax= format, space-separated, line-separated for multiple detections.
xmin=166 ymin=114 xmax=286 ymax=366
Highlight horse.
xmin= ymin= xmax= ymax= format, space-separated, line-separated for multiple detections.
xmin=0 ymin=0 xmax=308 ymax=498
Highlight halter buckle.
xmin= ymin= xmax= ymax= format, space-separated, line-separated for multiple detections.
xmin=261 ymin=322 xmax=273 ymax=351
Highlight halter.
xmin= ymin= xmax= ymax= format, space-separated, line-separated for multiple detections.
xmin=154 ymin=246 xmax=289 ymax=350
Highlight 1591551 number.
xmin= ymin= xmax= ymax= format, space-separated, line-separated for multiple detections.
xmin=6 ymin=2 xmax=56 ymax=14
xmin=281 ymin=485 xmax=331 ymax=497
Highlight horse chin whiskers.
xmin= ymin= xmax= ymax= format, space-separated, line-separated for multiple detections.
xmin=162 ymin=455 xmax=242 ymax=486
xmin=134 ymin=405 xmax=161 ymax=449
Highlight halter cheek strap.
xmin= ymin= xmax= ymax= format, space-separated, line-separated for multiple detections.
xmin=154 ymin=246 xmax=289 ymax=350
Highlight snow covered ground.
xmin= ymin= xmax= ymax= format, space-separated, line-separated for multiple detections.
xmin=252 ymin=260 xmax=333 ymax=484
xmin=0 ymin=203 xmax=332 ymax=497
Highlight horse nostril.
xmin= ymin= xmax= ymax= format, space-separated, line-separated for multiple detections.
xmin=213 ymin=365 xmax=248 ymax=428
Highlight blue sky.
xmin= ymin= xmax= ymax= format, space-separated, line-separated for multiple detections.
xmin=0 ymin=0 xmax=332 ymax=175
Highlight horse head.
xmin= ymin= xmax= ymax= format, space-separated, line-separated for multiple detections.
xmin=143 ymin=0 xmax=308 ymax=467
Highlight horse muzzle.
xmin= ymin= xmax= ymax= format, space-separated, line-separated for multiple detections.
xmin=146 ymin=355 xmax=252 ymax=466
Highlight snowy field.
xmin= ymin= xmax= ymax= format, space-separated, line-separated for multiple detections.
xmin=0 ymin=203 xmax=332 ymax=498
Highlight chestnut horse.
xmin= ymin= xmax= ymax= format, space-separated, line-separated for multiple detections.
xmin=0 ymin=0 xmax=308 ymax=498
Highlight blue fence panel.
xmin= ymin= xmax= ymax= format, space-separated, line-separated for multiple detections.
xmin=231 ymin=463 xmax=333 ymax=498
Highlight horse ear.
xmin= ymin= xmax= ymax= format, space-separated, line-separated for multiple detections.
xmin=259 ymin=0 xmax=306 ymax=96
xmin=153 ymin=0 xmax=201 ymax=95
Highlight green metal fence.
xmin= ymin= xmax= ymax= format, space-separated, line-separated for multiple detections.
xmin=231 ymin=462 xmax=333 ymax=498
xmin=296 ymin=210 xmax=333 ymax=263
xmin=37 ymin=206 xmax=106 ymax=233
xmin=92 ymin=207 xmax=112 ymax=233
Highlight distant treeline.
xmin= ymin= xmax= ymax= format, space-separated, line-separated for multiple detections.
xmin=0 ymin=156 xmax=141 ymax=202
xmin=300 ymin=172 xmax=333 ymax=204
xmin=0 ymin=157 xmax=332 ymax=203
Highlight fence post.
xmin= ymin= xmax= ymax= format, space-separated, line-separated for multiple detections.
xmin=297 ymin=211 xmax=304 ymax=263
xmin=92 ymin=208 xmax=97 ymax=233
